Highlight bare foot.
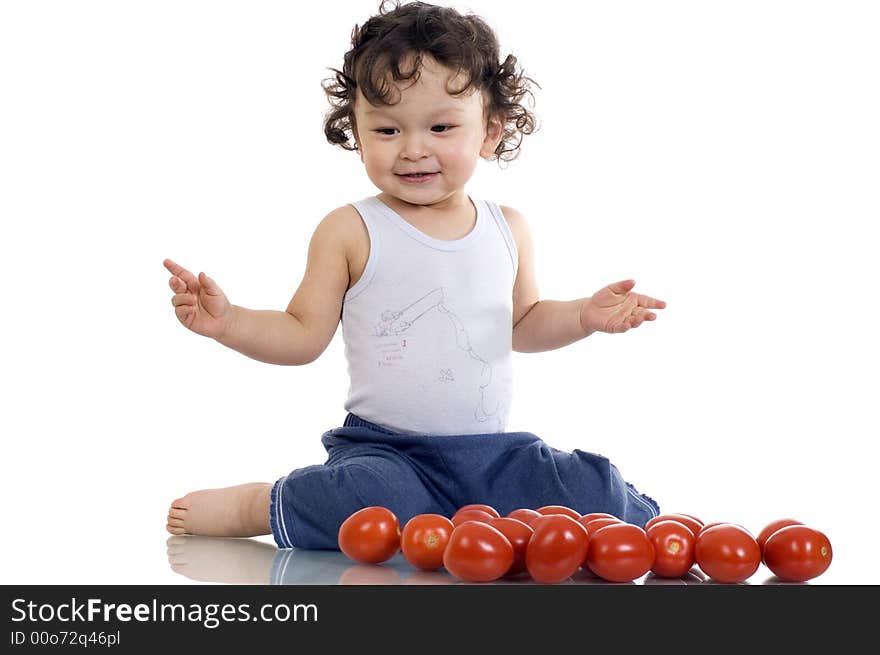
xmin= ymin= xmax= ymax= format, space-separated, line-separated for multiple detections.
xmin=167 ymin=483 xmax=271 ymax=537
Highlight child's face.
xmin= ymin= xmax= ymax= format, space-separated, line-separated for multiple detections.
xmin=353 ymin=55 xmax=502 ymax=208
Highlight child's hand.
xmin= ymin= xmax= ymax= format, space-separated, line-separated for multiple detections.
xmin=580 ymin=279 xmax=666 ymax=334
xmin=164 ymin=259 xmax=233 ymax=339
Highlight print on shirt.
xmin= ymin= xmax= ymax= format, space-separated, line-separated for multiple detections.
xmin=373 ymin=287 xmax=504 ymax=428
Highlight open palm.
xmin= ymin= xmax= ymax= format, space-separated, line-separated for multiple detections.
xmin=580 ymin=279 xmax=666 ymax=334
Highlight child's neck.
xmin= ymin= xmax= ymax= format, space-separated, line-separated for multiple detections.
xmin=378 ymin=191 xmax=476 ymax=241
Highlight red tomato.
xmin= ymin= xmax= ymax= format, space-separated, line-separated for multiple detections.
xmin=536 ymin=505 xmax=582 ymax=520
xmin=527 ymin=514 xmax=553 ymax=530
xmin=763 ymin=525 xmax=832 ymax=582
xmin=525 ymin=514 xmax=589 ymax=583
xmin=507 ymin=508 xmax=542 ymax=524
xmin=695 ymin=523 xmax=761 ymax=583
xmin=756 ymin=518 xmax=803 ymax=556
xmin=451 ymin=508 xmax=495 ymax=526
xmin=698 ymin=521 xmax=749 ymax=535
xmin=577 ymin=516 xmax=621 ymax=540
xmin=645 ymin=513 xmax=704 ymax=539
xmin=457 ymin=503 xmax=501 ymax=518
xmin=585 ymin=523 xmax=655 ymax=582
xmin=337 ymin=506 xmax=400 ymax=564
xmin=400 ymin=514 xmax=455 ymax=571
xmin=646 ymin=520 xmax=696 ymax=578
xmin=676 ymin=512 xmax=704 ymax=522
xmin=698 ymin=522 xmax=723 ymax=535
xmin=580 ymin=512 xmax=617 ymax=523
xmin=442 ymin=521 xmax=514 ymax=583
xmin=488 ymin=517 xmax=534 ymax=575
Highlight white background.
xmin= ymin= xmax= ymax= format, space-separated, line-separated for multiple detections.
xmin=1 ymin=0 xmax=877 ymax=584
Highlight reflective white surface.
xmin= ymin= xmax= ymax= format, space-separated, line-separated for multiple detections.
xmin=160 ymin=521 xmax=857 ymax=586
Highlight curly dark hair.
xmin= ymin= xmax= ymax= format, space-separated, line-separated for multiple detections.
xmin=322 ymin=0 xmax=539 ymax=165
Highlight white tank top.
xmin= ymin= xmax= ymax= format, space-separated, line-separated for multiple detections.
xmin=342 ymin=195 xmax=518 ymax=435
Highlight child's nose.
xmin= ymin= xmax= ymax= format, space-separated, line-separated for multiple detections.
xmin=400 ymin=135 xmax=429 ymax=160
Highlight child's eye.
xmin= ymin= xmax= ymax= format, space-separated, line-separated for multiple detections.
xmin=375 ymin=128 xmax=398 ymax=136
xmin=431 ymin=125 xmax=455 ymax=133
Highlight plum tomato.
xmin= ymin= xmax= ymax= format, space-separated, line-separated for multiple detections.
xmin=525 ymin=514 xmax=589 ymax=584
xmin=698 ymin=521 xmax=749 ymax=536
xmin=676 ymin=512 xmax=705 ymax=523
xmin=585 ymin=523 xmax=655 ymax=582
xmin=695 ymin=523 xmax=761 ymax=583
xmin=763 ymin=525 xmax=832 ymax=582
xmin=577 ymin=516 xmax=621 ymax=540
xmin=507 ymin=508 xmax=542 ymax=525
xmin=536 ymin=505 xmax=582 ymax=520
xmin=338 ymin=506 xmax=401 ymax=564
xmin=488 ymin=517 xmax=534 ymax=575
xmin=442 ymin=521 xmax=514 ymax=583
xmin=400 ymin=514 xmax=455 ymax=571
xmin=580 ymin=512 xmax=618 ymax=523
xmin=645 ymin=513 xmax=704 ymax=539
xmin=451 ymin=508 xmax=496 ymax=527
xmin=457 ymin=503 xmax=501 ymax=518
xmin=645 ymin=519 xmax=696 ymax=578
xmin=756 ymin=518 xmax=803 ymax=556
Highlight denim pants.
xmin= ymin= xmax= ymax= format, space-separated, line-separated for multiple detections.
xmin=270 ymin=414 xmax=660 ymax=550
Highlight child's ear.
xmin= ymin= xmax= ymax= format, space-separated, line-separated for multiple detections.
xmin=480 ymin=114 xmax=504 ymax=159
xmin=351 ymin=116 xmax=365 ymax=163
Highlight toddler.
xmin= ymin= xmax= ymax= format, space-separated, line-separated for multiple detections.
xmin=166 ymin=0 xmax=666 ymax=549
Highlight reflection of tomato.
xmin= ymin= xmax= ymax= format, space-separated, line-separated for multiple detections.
xmin=526 ymin=515 xmax=589 ymax=583
xmin=763 ymin=525 xmax=832 ymax=582
xmin=756 ymin=518 xmax=802 ymax=557
xmin=507 ymin=508 xmax=542 ymax=525
xmin=402 ymin=570 xmax=454 ymax=585
xmin=442 ymin=521 xmax=514 ymax=582
xmin=488 ymin=517 xmax=534 ymax=575
xmin=695 ymin=524 xmax=760 ymax=583
xmin=451 ymin=509 xmax=495 ymax=526
xmin=338 ymin=564 xmax=402 ymax=585
xmin=646 ymin=520 xmax=696 ymax=578
xmin=585 ymin=523 xmax=655 ymax=582
xmin=536 ymin=505 xmax=582 ymax=520
xmin=457 ymin=504 xmax=501 ymax=518
xmin=338 ymin=506 xmax=400 ymax=564
xmin=645 ymin=513 xmax=704 ymax=539
xmin=400 ymin=514 xmax=455 ymax=571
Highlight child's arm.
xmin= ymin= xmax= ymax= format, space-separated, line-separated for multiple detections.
xmin=504 ymin=206 xmax=666 ymax=354
xmin=165 ymin=207 xmax=355 ymax=365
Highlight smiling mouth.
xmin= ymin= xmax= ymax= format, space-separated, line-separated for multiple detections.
xmin=397 ymin=172 xmax=439 ymax=184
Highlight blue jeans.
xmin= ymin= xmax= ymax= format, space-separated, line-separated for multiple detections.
xmin=270 ymin=414 xmax=659 ymax=549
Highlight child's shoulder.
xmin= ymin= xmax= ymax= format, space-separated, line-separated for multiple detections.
xmin=312 ymin=203 xmax=368 ymax=242
xmin=496 ymin=203 xmax=531 ymax=247
xmin=309 ymin=203 xmax=370 ymax=275
xmin=497 ymin=203 xmax=527 ymax=226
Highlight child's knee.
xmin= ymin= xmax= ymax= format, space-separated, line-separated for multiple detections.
xmin=568 ymin=450 xmax=659 ymax=525
xmin=271 ymin=454 xmax=440 ymax=550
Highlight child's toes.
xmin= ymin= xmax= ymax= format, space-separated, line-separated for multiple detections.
xmin=167 ymin=507 xmax=187 ymax=535
xmin=171 ymin=495 xmax=191 ymax=509
xmin=167 ymin=520 xmax=186 ymax=535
